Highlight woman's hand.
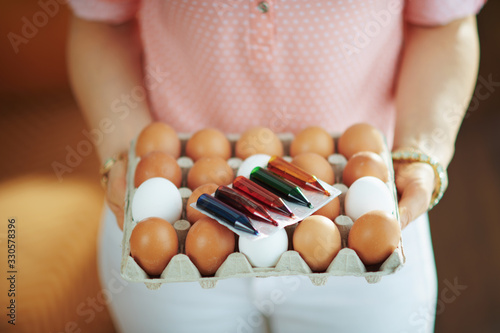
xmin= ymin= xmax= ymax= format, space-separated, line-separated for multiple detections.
xmin=393 ymin=161 xmax=435 ymax=229
xmin=105 ymin=156 xmax=128 ymax=230
xmin=392 ymin=17 xmax=479 ymax=227
xmin=69 ymin=16 xmax=152 ymax=227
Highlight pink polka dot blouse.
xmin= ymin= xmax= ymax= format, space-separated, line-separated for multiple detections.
xmin=69 ymin=0 xmax=485 ymax=145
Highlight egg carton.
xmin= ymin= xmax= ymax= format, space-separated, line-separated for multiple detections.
xmin=121 ymin=132 xmax=404 ymax=290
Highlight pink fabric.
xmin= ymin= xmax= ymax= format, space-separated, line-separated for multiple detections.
xmin=405 ymin=0 xmax=486 ymax=26
xmin=68 ymin=0 xmax=485 ymax=147
xmin=69 ymin=0 xmax=139 ymax=24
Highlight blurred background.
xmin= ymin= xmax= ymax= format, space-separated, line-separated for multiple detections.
xmin=0 ymin=1 xmax=498 ymax=332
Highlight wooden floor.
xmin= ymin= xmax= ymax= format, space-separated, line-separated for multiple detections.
xmin=429 ymin=105 xmax=500 ymax=332
xmin=1 ymin=3 xmax=499 ymax=333
xmin=0 ymin=91 xmax=114 ymax=333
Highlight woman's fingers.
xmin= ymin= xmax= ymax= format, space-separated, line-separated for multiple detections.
xmin=106 ymin=157 xmax=128 ymax=230
xmin=394 ymin=162 xmax=435 ymax=228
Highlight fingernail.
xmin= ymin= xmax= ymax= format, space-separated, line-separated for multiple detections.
xmin=399 ymin=206 xmax=408 ymax=227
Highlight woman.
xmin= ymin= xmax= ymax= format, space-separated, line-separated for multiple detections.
xmin=67 ymin=1 xmax=484 ymax=332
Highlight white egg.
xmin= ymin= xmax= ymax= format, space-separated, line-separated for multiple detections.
xmin=132 ymin=177 xmax=182 ymax=223
xmin=237 ymin=154 xmax=271 ymax=178
xmin=344 ymin=176 xmax=395 ymax=221
xmin=238 ymin=228 xmax=288 ymax=268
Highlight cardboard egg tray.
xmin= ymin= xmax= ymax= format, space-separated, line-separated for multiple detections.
xmin=121 ymin=133 xmax=405 ymax=290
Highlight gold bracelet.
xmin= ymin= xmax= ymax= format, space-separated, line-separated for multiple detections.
xmin=391 ymin=148 xmax=448 ymax=210
xmin=99 ymin=153 xmax=126 ymax=189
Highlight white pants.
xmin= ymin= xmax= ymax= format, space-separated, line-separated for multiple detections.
xmin=98 ymin=207 xmax=437 ymax=333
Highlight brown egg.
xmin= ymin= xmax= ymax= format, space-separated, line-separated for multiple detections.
xmin=186 ymin=183 xmax=219 ymax=224
xmin=348 ymin=210 xmax=401 ymax=266
xmin=313 ymin=197 xmax=341 ymax=221
xmin=185 ymin=217 xmax=235 ymax=276
xmin=290 ymin=126 xmax=335 ymax=158
xmin=134 ymin=151 xmax=182 ymax=188
xmin=187 ymin=157 xmax=234 ymax=190
xmin=129 ymin=217 xmax=178 ymax=276
xmin=337 ymin=123 xmax=385 ymax=159
xmin=342 ymin=151 xmax=389 ymax=187
xmin=135 ymin=122 xmax=181 ymax=158
xmin=185 ymin=128 xmax=232 ymax=161
xmin=235 ymin=127 xmax=284 ymax=160
xmin=292 ymin=152 xmax=335 ymax=184
xmin=293 ymin=215 xmax=342 ymax=272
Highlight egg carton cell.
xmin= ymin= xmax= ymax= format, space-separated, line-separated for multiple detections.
xmin=121 ymin=130 xmax=404 ymax=289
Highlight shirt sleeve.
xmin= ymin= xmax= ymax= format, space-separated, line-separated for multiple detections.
xmin=405 ymin=0 xmax=487 ymax=26
xmin=67 ymin=0 xmax=139 ymax=24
